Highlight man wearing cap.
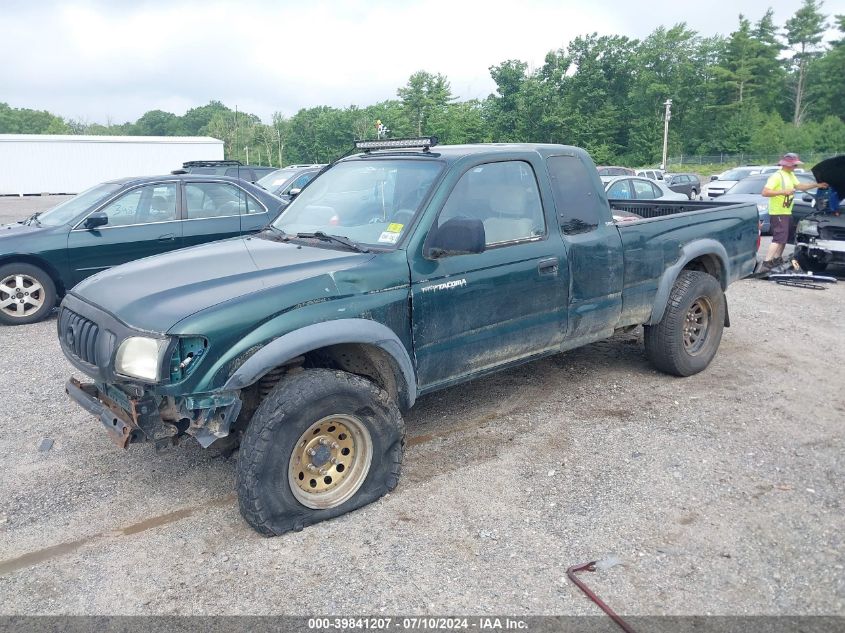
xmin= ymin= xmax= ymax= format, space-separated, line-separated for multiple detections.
xmin=760 ymin=153 xmax=827 ymax=272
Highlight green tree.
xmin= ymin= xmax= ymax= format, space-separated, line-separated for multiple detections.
xmin=0 ymin=103 xmax=70 ymax=134
xmin=397 ymin=71 xmax=454 ymax=136
xmin=785 ymin=0 xmax=828 ymax=125
xmin=487 ymin=60 xmax=528 ymax=141
xmin=805 ymin=14 xmax=845 ymax=122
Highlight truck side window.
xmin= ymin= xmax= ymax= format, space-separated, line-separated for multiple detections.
xmin=547 ymin=155 xmax=606 ymax=234
xmin=438 ymin=161 xmax=545 ymax=246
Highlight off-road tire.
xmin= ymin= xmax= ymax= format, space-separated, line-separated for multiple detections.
xmin=644 ymin=270 xmax=725 ymax=377
xmin=236 ymin=369 xmax=404 ymax=536
xmin=794 ymin=247 xmax=828 ymax=273
xmin=0 ymin=262 xmax=57 ymax=325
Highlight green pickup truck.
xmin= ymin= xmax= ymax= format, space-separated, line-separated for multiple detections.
xmin=59 ymin=139 xmax=758 ymax=535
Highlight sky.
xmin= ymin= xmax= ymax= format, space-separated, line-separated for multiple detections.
xmin=1 ymin=0 xmax=842 ymax=125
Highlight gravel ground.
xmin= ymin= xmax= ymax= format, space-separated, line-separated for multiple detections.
xmin=0 ymin=195 xmax=71 ymax=225
xmin=0 ymin=199 xmax=843 ymax=617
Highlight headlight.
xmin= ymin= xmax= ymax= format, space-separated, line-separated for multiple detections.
xmin=115 ymin=336 xmax=169 ymax=381
xmin=796 ymin=220 xmax=819 ymax=236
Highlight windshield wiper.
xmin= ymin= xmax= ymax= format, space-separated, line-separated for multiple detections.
xmin=295 ymin=231 xmax=369 ymax=253
xmin=264 ymin=225 xmax=289 ymax=240
xmin=19 ymin=212 xmax=42 ymax=226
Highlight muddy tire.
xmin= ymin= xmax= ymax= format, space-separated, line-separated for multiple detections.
xmin=236 ymin=369 xmax=404 ymax=536
xmin=644 ymin=270 xmax=725 ymax=377
xmin=0 ymin=263 xmax=57 ymax=325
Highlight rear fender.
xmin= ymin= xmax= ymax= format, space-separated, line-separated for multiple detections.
xmin=646 ymin=240 xmax=729 ymax=326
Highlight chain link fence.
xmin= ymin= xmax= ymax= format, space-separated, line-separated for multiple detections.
xmin=668 ymin=152 xmax=842 ymax=166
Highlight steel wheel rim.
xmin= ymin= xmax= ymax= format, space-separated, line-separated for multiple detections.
xmin=683 ymin=296 xmax=712 ymax=355
xmin=288 ymin=414 xmax=372 ymax=510
xmin=0 ymin=274 xmax=45 ymax=318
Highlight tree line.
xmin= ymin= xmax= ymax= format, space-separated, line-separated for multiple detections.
xmin=1 ymin=0 xmax=842 ymax=168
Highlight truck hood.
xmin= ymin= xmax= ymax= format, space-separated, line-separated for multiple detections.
xmin=70 ymin=235 xmax=374 ymax=332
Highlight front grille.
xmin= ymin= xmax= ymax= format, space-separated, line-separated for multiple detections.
xmin=59 ymin=308 xmax=100 ymax=365
xmin=821 ymin=226 xmax=845 ymax=241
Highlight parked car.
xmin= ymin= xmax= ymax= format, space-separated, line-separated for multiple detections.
xmin=706 ymin=166 xmax=766 ymax=198
xmin=604 ymin=176 xmax=688 ymax=201
xmin=665 ymin=173 xmax=702 ymax=200
xmin=794 ymin=206 xmax=845 ymax=272
xmin=256 ymin=165 xmax=325 ymax=201
xmin=58 ymin=138 xmax=758 ymax=536
xmin=597 ymin=166 xmax=636 ymax=183
xmin=0 ymin=175 xmax=285 ymax=325
xmin=174 ymin=160 xmax=276 ymax=183
xmin=635 ymin=168 xmax=666 ymax=181
xmin=716 ymin=173 xmax=818 ymax=235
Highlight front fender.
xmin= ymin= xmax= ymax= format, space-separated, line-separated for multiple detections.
xmin=222 ymin=318 xmax=417 ymax=408
xmin=646 ymin=239 xmax=729 ymax=326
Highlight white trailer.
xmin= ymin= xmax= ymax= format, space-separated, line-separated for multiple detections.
xmin=0 ymin=134 xmax=224 ymax=195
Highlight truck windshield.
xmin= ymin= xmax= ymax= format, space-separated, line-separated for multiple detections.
xmin=272 ymin=159 xmax=443 ymax=248
xmin=37 ymin=183 xmax=123 ymax=227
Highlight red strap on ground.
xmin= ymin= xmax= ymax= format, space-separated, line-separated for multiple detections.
xmin=566 ymin=561 xmax=638 ymax=633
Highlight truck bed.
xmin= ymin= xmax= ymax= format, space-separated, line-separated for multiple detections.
xmin=608 ymin=199 xmax=741 ymax=220
xmin=609 ymin=199 xmax=759 ymax=326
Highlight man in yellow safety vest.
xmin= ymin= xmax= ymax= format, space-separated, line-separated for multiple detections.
xmin=759 ymin=152 xmax=827 ymax=272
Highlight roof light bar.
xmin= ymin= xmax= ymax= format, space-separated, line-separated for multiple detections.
xmin=354 ymin=137 xmax=439 ymax=151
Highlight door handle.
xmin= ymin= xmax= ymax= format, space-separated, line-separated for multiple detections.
xmin=157 ymin=233 xmax=176 ymax=242
xmin=538 ymin=258 xmax=559 ymax=275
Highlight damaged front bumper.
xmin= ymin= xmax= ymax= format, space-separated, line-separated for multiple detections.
xmin=65 ymin=377 xmax=242 ymax=449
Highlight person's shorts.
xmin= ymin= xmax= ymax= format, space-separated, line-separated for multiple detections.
xmin=770 ymin=214 xmax=791 ymax=244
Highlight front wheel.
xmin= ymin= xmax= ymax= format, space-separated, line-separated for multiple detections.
xmin=236 ymin=369 xmax=405 ymax=536
xmin=0 ymin=263 xmax=57 ymax=325
xmin=644 ymin=270 xmax=725 ymax=377
xmin=688 ymin=189 xmax=698 ymax=200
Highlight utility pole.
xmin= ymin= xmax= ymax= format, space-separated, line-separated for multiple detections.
xmin=661 ymin=99 xmax=672 ymax=171
xmin=245 ymin=146 xmax=249 ymax=164
xmin=277 ymin=129 xmax=283 ymax=167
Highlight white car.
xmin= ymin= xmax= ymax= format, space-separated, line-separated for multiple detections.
xmin=604 ymin=176 xmax=688 ymax=202
xmin=635 ymin=168 xmax=667 ymax=181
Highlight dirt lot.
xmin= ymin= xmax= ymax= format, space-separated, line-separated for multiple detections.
xmin=0 ymin=197 xmax=843 ymax=617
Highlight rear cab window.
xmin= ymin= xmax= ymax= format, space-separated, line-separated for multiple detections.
xmin=547 ymin=155 xmax=608 ymax=233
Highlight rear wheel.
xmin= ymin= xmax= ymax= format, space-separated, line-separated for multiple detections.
xmin=689 ymin=189 xmax=698 ymax=200
xmin=0 ymin=263 xmax=57 ymax=325
xmin=236 ymin=369 xmax=405 ymax=536
xmin=644 ymin=270 xmax=725 ymax=376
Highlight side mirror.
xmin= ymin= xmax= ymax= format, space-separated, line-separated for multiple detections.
xmin=656 ymin=174 xmax=663 ymax=180
xmin=288 ymin=188 xmax=302 ymax=198
xmin=710 ymin=175 xmax=718 ymax=181
xmin=426 ymin=217 xmax=485 ymax=259
xmin=84 ymin=211 xmax=108 ymax=230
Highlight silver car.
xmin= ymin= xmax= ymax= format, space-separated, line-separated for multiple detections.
xmin=604 ymin=176 xmax=688 ymax=201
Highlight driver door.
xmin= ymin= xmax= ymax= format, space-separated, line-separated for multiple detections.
xmin=66 ymin=182 xmax=183 ymax=286
xmin=409 ymin=160 xmax=569 ymax=390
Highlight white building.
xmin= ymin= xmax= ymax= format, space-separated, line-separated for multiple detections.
xmin=0 ymin=134 xmax=224 ymax=195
